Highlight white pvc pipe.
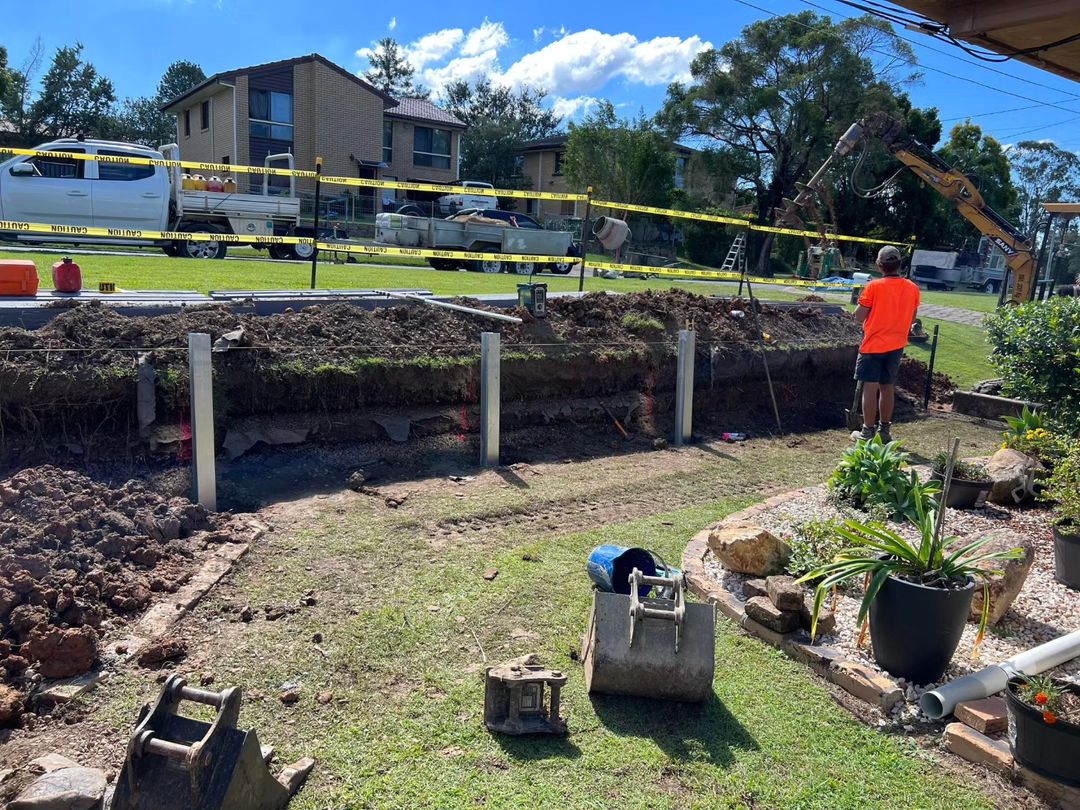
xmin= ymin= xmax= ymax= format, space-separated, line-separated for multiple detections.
xmin=375 ymin=290 xmax=523 ymax=324
xmin=921 ymin=629 xmax=1080 ymax=719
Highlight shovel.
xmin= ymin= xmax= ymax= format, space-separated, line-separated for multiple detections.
xmin=845 ymin=380 xmax=864 ymax=431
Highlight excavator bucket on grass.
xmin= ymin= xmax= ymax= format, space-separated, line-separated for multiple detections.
xmin=112 ymin=674 xmax=313 ymax=810
xmin=582 ymin=568 xmax=715 ymax=702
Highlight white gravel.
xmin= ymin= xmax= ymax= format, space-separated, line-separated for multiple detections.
xmin=704 ymin=484 xmax=1080 ymax=723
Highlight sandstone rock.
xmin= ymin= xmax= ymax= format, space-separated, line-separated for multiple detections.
xmin=0 ymin=684 xmax=23 ymax=725
xmin=28 ymin=754 xmax=80 ymax=774
xmin=986 ymin=449 xmax=1043 ymax=505
xmin=137 ymin=636 xmax=186 ymax=666
xmin=744 ymin=596 xmax=800 ymax=634
xmin=708 ymin=525 xmax=791 ymax=576
xmin=800 ymin=593 xmax=836 ymax=636
xmin=743 ymin=579 xmax=768 ymax=599
xmin=966 ymin=528 xmax=1034 ymax=625
xmin=280 ymin=688 xmax=301 ymax=705
xmin=26 ymin=625 xmax=98 ymax=679
xmin=765 ymin=575 xmax=804 ymax=611
xmin=9 ymin=604 xmax=49 ymax=641
xmin=9 ymin=766 xmax=106 ymax=810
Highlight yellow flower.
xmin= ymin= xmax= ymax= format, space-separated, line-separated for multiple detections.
xmin=1001 ymin=442 xmax=1008 ymax=449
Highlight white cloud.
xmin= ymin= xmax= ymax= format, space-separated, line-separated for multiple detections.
xmin=403 ymin=28 xmax=466 ymax=69
xmin=388 ymin=16 xmax=397 ymax=31
xmin=532 ymin=27 xmax=546 ymax=43
xmin=552 ymin=95 xmax=601 ymax=119
xmin=422 ymin=53 xmax=502 ymax=93
xmin=461 ymin=19 xmax=508 ymax=57
xmin=498 ymin=30 xmax=711 ymax=95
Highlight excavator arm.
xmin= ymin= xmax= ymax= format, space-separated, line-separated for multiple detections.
xmin=777 ymin=112 xmax=1036 ymax=303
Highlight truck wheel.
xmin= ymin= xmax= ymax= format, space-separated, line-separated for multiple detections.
xmin=514 ymin=261 xmax=535 ymax=276
xmin=428 ymin=259 xmax=455 ymax=271
xmin=290 ymin=241 xmax=316 ymax=261
xmin=180 ymin=226 xmax=226 ymax=260
xmin=549 ymin=260 xmax=574 ymax=275
xmin=982 ymin=279 xmax=999 ymax=293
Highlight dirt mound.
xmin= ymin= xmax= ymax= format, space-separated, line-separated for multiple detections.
xmin=798 ymin=294 xmax=827 ymax=303
xmin=0 ymin=290 xmax=860 ymax=367
xmin=897 ymin=356 xmax=956 ymax=403
xmin=0 ymin=466 xmax=225 ymax=703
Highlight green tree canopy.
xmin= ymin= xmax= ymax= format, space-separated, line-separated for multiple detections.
xmin=564 ymin=102 xmax=675 ymax=208
xmin=659 ymin=12 xmax=917 ymax=271
xmin=1008 ymin=139 xmax=1080 ymax=236
xmin=110 ymin=60 xmax=206 ymax=146
xmin=25 ymin=43 xmax=115 ymax=139
xmin=440 ymin=78 xmax=560 ymax=188
xmin=363 ymin=37 xmax=428 ymax=99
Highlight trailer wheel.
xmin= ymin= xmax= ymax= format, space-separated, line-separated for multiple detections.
xmin=513 ymin=261 xmax=535 ymax=276
xmin=179 ymin=226 xmax=226 ymax=260
xmin=981 ymin=279 xmax=1000 ymax=293
xmin=548 ymin=260 xmax=574 ymax=275
xmin=268 ymin=245 xmax=290 ymax=260
xmin=290 ymin=241 xmax=316 ymax=261
xmin=428 ymin=259 xmax=456 ymax=271
xmin=473 ymin=249 xmax=504 ymax=274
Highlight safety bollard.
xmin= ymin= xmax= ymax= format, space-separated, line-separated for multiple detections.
xmin=674 ymin=329 xmax=695 ymax=446
xmin=188 ymin=332 xmax=217 ymax=510
xmin=480 ymin=332 xmax=501 ymax=467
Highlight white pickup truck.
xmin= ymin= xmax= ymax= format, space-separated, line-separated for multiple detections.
xmin=436 ymin=181 xmax=497 ymax=215
xmin=0 ymin=138 xmax=310 ymax=260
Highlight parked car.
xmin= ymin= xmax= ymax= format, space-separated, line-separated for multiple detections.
xmin=436 ymin=181 xmax=497 ymax=215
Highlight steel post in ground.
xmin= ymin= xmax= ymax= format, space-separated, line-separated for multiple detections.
xmin=187 ymin=332 xmax=216 ymax=511
xmin=578 ymin=189 xmax=592 ymax=293
xmin=674 ymin=329 xmax=696 ymax=446
xmin=923 ymin=324 xmax=940 ymax=411
xmin=480 ymin=332 xmax=501 ymax=467
xmin=310 ymin=157 xmax=323 ymax=290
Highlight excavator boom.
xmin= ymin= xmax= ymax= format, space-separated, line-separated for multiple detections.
xmin=778 ymin=112 xmax=1037 ymax=303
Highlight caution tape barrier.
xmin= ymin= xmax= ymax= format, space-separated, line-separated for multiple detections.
xmin=588 ymin=259 xmax=852 ymax=290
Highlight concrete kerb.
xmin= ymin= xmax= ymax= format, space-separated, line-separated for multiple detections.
xmin=682 ymin=487 xmax=905 ymax=709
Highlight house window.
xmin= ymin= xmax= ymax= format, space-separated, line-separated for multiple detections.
xmin=249 ymin=89 xmax=293 ymax=142
xmin=200 ymin=100 xmax=210 ymax=131
xmin=96 ymin=150 xmax=155 ymax=181
xmin=513 ymin=154 xmax=525 ymax=177
xmin=674 ymin=156 xmax=687 ymax=190
xmin=383 ymin=120 xmax=393 ymax=164
xmin=413 ymin=126 xmax=451 ymax=169
xmin=183 ymin=109 xmax=191 ymax=138
xmin=553 ymin=151 xmax=565 ymax=176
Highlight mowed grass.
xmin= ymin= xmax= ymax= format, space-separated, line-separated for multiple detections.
xmin=904 ymin=317 xmax=995 ymax=390
xmin=2 ymin=248 xmax=808 ymax=301
xmin=88 ymin=420 xmax=1004 ymax=809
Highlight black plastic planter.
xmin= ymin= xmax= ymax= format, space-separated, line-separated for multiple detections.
xmin=1006 ymin=677 xmax=1080 ymax=787
xmin=1053 ymin=523 xmax=1080 ymax=590
xmin=869 ymin=572 xmax=974 ymax=684
xmin=931 ymin=470 xmax=991 ymax=509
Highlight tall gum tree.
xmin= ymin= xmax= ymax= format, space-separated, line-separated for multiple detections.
xmin=659 ymin=12 xmax=917 ymax=272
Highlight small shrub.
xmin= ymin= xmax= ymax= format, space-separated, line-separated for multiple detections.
xmin=786 ymin=518 xmax=847 ymax=579
xmin=1040 ymin=441 xmax=1080 ymax=526
xmin=931 ymin=452 xmax=990 ymax=482
xmin=620 ymin=312 xmax=665 ymax=335
xmin=987 ymin=298 xmax=1080 ymax=435
xmin=1001 ymin=406 xmax=1069 ymax=463
xmin=828 ymin=437 xmax=940 ymax=521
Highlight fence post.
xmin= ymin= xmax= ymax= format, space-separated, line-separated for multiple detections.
xmin=310 ymin=156 xmax=323 ymax=290
xmin=674 ymin=329 xmax=696 ymax=446
xmin=480 ymin=332 xmax=501 ymax=467
xmin=578 ymin=188 xmax=592 ymax=293
xmin=188 ymin=332 xmax=216 ymax=510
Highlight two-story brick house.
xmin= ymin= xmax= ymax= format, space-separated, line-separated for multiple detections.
xmin=162 ymin=54 xmax=465 ymax=210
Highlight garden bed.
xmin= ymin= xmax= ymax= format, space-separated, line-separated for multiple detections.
xmin=688 ymin=483 xmax=1080 ymax=728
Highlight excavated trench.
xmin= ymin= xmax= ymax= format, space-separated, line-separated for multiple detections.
xmin=0 ymin=291 xmax=862 ymax=466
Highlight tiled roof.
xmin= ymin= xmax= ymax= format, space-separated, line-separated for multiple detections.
xmin=385 ymin=98 xmax=466 ymax=128
xmin=520 ymin=135 xmax=569 ymax=151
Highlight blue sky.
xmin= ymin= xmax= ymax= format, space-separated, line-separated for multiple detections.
xmin=7 ymin=0 xmax=1080 ymax=149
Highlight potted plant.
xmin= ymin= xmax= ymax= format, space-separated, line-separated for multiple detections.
xmin=930 ymin=452 xmax=992 ymax=509
xmin=1040 ymin=442 xmax=1080 ymax=589
xmin=798 ymin=496 xmax=1025 ymax=684
xmin=1006 ymin=675 xmax=1080 ymax=786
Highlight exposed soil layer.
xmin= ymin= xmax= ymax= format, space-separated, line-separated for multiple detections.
xmin=0 ymin=465 xmax=238 ymax=721
xmin=0 ymin=292 xmax=862 ymax=458
xmin=897 ymin=356 xmax=956 ymax=404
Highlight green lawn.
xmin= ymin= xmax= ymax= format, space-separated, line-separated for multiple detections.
xmin=904 ymin=317 xmax=995 ymax=389
xmin=914 ymin=289 xmax=1000 ymax=314
xmin=4 ymin=249 xmax=808 ymax=301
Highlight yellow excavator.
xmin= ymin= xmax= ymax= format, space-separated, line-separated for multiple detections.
xmin=776 ymin=111 xmax=1037 ymax=304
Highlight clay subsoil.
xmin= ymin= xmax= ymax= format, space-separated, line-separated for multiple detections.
xmin=0 ymin=465 xmax=246 ymax=725
xmin=0 ymin=290 xmax=859 ymax=367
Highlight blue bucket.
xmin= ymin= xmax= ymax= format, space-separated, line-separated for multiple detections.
xmin=587 ymin=545 xmax=657 ymax=596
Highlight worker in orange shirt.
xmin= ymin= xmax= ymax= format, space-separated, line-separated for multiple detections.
xmin=852 ymin=245 xmax=921 ymax=443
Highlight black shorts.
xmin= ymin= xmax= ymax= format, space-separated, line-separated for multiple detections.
xmin=854 ymin=348 xmax=904 ymax=384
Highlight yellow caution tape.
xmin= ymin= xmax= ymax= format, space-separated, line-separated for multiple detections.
xmin=0 ymin=219 xmax=307 ymax=245
xmin=591 ymin=200 xmax=752 ymax=226
xmin=588 ymin=259 xmax=852 ymax=290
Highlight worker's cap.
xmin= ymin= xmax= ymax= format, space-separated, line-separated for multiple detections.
xmin=877 ymin=245 xmax=903 ymax=264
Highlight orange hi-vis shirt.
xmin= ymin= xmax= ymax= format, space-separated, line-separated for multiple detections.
xmin=857 ymin=276 xmax=921 ymax=354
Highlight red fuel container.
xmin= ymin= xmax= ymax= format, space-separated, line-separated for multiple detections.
xmin=0 ymin=260 xmax=39 ymax=296
xmin=52 ymin=256 xmax=82 ymax=292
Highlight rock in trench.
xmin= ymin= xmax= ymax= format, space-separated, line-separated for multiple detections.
xmin=708 ymin=525 xmax=791 ymax=576
xmin=9 ymin=767 xmax=106 ymax=810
